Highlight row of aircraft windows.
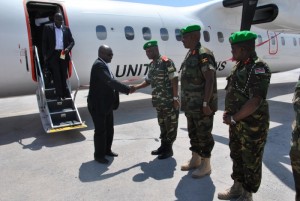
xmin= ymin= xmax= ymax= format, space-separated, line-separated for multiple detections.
xmin=96 ymin=25 xmax=300 ymax=47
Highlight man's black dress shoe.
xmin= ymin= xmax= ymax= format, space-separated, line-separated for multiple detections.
xmin=94 ymin=157 xmax=109 ymax=164
xmin=106 ymin=151 xmax=118 ymax=157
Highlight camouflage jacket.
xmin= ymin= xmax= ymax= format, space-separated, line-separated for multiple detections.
xmin=293 ymin=79 xmax=300 ymax=130
xmin=225 ymin=56 xmax=271 ymax=124
xmin=180 ymin=42 xmax=218 ymax=112
xmin=145 ymin=55 xmax=177 ymax=108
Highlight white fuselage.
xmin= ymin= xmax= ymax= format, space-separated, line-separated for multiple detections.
xmin=0 ymin=0 xmax=300 ymax=97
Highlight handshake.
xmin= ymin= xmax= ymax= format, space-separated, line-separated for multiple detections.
xmin=128 ymin=85 xmax=137 ymax=94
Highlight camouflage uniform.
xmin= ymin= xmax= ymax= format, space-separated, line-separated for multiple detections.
xmin=225 ymin=56 xmax=271 ymax=193
xmin=290 ymin=78 xmax=300 ymax=201
xmin=145 ymin=55 xmax=179 ymax=144
xmin=180 ymin=42 xmax=218 ymax=158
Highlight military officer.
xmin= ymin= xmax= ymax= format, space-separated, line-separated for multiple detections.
xmin=133 ymin=40 xmax=179 ymax=160
xmin=218 ymin=31 xmax=271 ymax=201
xmin=290 ymin=77 xmax=300 ymax=201
xmin=179 ymin=24 xmax=218 ymax=178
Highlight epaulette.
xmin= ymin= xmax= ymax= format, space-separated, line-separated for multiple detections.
xmin=254 ymin=57 xmax=265 ymax=65
xmin=161 ymin=55 xmax=169 ymax=62
xmin=199 ymin=46 xmax=214 ymax=57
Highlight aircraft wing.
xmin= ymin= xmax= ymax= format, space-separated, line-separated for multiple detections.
xmin=223 ymin=0 xmax=300 ymax=33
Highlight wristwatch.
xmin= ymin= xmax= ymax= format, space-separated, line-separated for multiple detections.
xmin=173 ymin=96 xmax=179 ymax=101
xmin=203 ymin=101 xmax=207 ymax=107
xmin=230 ymin=116 xmax=236 ymax=125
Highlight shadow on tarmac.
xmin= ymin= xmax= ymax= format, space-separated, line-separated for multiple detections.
xmin=79 ymin=157 xmax=176 ymax=182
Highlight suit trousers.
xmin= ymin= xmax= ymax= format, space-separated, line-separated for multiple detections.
xmin=88 ymin=102 xmax=114 ymax=158
xmin=48 ymin=51 xmax=69 ymax=98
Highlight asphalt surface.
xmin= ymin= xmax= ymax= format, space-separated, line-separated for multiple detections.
xmin=0 ymin=69 xmax=299 ymax=201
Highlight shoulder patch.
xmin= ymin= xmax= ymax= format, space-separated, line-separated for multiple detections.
xmin=201 ymin=58 xmax=209 ymax=63
xmin=254 ymin=67 xmax=266 ymax=74
xmin=161 ymin=55 xmax=169 ymax=62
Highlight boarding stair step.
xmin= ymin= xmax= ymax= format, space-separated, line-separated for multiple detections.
xmin=50 ymin=110 xmax=79 ymax=126
xmin=47 ymin=98 xmax=74 ymax=113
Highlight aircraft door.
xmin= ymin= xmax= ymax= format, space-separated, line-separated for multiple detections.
xmin=26 ymin=2 xmax=68 ymax=81
xmin=267 ymin=31 xmax=278 ymax=55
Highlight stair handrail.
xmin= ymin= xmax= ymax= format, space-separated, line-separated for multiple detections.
xmin=34 ymin=46 xmax=46 ymax=108
xmin=68 ymin=53 xmax=81 ymax=102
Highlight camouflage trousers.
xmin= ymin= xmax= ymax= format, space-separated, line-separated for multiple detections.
xmin=185 ymin=112 xmax=215 ymax=158
xmin=290 ymin=126 xmax=300 ymax=201
xmin=229 ymin=121 xmax=268 ymax=193
xmin=156 ymin=107 xmax=179 ymax=144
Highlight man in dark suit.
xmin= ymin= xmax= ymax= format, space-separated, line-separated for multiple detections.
xmin=42 ymin=12 xmax=75 ymax=101
xmin=88 ymin=45 xmax=133 ymax=164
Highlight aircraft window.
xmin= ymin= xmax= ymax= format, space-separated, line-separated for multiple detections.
xmin=293 ymin=38 xmax=297 ymax=46
xmin=125 ymin=26 xmax=134 ymax=40
xmin=96 ymin=25 xmax=107 ymax=40
xmin=160 ymin=28 xmax=169 ymax=41
xmin=175 ymin=29 xmax=182 ymax=41
xmin=257 ymin=35 xmax=262 ymax=44
xmin=217 ymin=32 xmax=224 ymax=43
xmin=143 ymin=27 xmax=152 ymax=40
xmin=271 ymin=36 xmax=275 ymax=45
xmin=281 ymin=37 xmax=285 ymax=46
xmin=203 ymin=31 xmax=210 ymax=42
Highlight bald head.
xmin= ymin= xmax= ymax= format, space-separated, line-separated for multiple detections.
xmin=54 ymin=13 xmax=63 ymax=28
xmin=98 ymin=45 xmax=113 ymax=63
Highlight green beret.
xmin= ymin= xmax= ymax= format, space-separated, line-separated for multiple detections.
xmin=143 ymin=40 xmax=158 ymax=50
xmin=181 ymin=25 xmax=201 ymax=35
xmin=229 ymin=31 xmax=257 ymax=45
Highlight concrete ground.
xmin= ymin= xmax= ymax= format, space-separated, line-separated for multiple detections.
xmin=0 ymin=69 xmax=299 ymax=201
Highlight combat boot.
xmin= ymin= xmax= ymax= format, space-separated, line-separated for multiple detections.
xmin=236 ymin=188 xmax=253 ymax=201
xmin=218 ymin=181 xmax=243 ymax=200
xmin=181 ymin=152 xmax=201 ymax=171
xmin=158 ymin=143 xmax=173 ymax=160
xmin=151 ymin=142 xmax=164 ymax=155
xmin=192 ymin=157 xmax=211 ymax=178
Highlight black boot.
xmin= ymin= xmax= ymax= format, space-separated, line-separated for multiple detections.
xmin=158 ymin=143 xmax=173 ymax=160
xmin=151 ymin=142 xmax=164 ymax=155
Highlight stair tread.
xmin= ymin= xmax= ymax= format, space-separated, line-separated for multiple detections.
xmin=50 ymin=108 xmax=75 ymax=113
xmin=53 ymin=120 xmax=82 ymax=127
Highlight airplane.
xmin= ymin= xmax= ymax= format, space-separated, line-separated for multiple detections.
xmin=1 ymin=0 xmax=300 ymax=98
xmin=1 ymin=0 xmax=300 ymax=132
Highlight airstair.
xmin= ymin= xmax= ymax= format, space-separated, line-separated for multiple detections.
xmin=34 ymin=46 xmax=87 ymax=133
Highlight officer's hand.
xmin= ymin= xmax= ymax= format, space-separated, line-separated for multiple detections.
xmin=203 ymin=105 xmax=213 ymax=116
xmin=173 ymin=100 xmax=180 ymax=110
xmin=129 ymin=85 xmax=136 ymax=94
xmin=223 ymin=111 xmax=230 ymax=125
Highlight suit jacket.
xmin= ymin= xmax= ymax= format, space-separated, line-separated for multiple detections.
xmin=42 ymin=23 xmax=75 ymax=61
xmin=88 ymin=58 xmax=130 ymax=114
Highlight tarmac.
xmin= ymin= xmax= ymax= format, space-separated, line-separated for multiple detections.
xmin=0 ymin=68 xmax=299 ymax=201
